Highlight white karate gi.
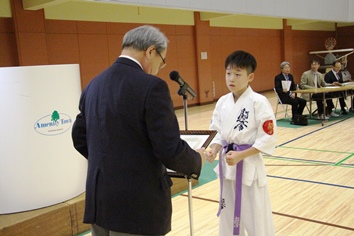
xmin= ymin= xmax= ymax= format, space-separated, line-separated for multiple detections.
xmin=209 ymin=86 xmax=276 ymax=236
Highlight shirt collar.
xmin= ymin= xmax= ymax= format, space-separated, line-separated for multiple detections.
xmin=119 ymin=55 xmax=143 ymax=70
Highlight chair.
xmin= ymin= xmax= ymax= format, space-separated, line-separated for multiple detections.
xmin=273 ymin=88 xmax=290 ymax=119
xmin=332 ymin=91 xmax=349 ymax=112
xmin=297 ymin=86 xmax=335 ymax=117
xmin=297 ymin=84 xmax=313 ymax=115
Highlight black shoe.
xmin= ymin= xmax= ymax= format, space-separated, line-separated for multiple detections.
xmin=342 ymin=110 xmax=348 ymax=115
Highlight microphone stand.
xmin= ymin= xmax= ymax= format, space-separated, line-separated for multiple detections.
xmin=177 ymin=84 xmax=194 ymax=236
xmin=178 ymin=83 xmax=191 ymax=131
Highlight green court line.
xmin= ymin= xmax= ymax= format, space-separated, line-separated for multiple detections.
xmin=272 ymin=145 xmax=354 ymax=166
xmin=273 ymin=113 xmax=354 ymax=167
xmin=277 ymin=145 xmax=354 ymax=154
xmin=264 ymin=155 xmax=354 ymax=168
xmin=264 ymin=155 xmax=333 ymax=166
xmin=334 ymin=153 xmax=354 ymax=166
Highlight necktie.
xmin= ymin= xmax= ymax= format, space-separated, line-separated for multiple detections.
xmin=314 ymin=73 xmax=318 ymax=88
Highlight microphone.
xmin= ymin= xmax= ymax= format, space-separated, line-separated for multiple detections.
xmin=169 ymin=71 xmax=197 ymax=98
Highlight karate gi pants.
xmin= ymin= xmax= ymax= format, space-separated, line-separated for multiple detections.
xmin=219 ymin=179 xmax=275 ymax=236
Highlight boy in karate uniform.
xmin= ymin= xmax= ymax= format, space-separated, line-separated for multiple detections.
xmin=206 ymin=50 xmax=276 ymax=236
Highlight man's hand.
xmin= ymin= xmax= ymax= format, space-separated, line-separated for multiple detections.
xmin=196 ymin=147 xmax=206 ymax=166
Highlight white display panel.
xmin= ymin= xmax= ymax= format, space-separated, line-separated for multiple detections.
xmin=0 ymin=64 xmax=87 ymax=214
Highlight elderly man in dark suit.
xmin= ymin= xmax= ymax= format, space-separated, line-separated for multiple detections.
xmin=324 ymin=61 xmax=348 ymax=115
xmin=274 ymin=61 xmax=306 ymax=122
xmin=72 ymin=25 xmax=206 ymax=236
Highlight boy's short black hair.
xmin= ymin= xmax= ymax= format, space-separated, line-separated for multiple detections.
xmin=225 ymin=50 xmax=257 ymax=74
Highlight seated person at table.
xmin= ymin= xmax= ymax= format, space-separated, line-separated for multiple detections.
xmin=324 ymin=61 xmax=348 ymax=115
xmin=300 ymin=59 xmax=332 ymax=119
xmin=341 ymin=57 xmax=354 ymax=112
xmin=274 ymin=61 xmax=306 ymax=121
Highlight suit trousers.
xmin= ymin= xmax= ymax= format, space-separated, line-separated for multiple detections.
xmin=91 ymin=224 xmax=164 ymax=236
xmin=311 ymin=93 xmax=332 ymax=115
xmin=279 ymin=94 xmax=306 ymax=117
xmin=326 ymin=91 xmax=347 ymax=112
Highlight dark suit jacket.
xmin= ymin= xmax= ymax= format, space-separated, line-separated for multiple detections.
xmin=72 ymin=57 xmax=201 ymax=235
xmin=274 ymin=73 xmax=297 ymax=101
xmin=324 ymin=70 xmax=343 ymax=84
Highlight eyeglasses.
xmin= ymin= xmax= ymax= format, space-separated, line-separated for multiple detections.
xmin=156 ymin=50 xmax=166 ymax=69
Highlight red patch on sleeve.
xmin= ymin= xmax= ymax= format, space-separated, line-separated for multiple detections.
xmin=262 ymin=120 xmax=274 ymax=135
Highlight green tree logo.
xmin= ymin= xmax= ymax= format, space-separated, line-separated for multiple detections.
xmin=51 ymin=110 xmax=60 ymax=126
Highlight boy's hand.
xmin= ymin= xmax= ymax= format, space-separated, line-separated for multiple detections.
xmin=225 ymin=151 xmax=240 ymax=166
xmin=205 ymin=149 xmax=217 ymax=163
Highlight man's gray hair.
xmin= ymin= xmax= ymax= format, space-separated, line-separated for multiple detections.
xmin=280 ymin=61 xmax=290 ymax=69
xmin=122 ymin=25 xmax=168 ymax=53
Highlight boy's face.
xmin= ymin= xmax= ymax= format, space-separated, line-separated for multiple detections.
xmin=225 ymin=65 xmax=254 ymax=95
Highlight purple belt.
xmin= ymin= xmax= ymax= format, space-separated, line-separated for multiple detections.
xmin=217 ymin=143 xmax=252 ymax=236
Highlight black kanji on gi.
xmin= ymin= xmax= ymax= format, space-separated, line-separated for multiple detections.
xmin=234 ymin=108 xmax=249 ymax=131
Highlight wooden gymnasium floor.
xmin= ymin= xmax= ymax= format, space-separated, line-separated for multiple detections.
xmin=81 ymin=90 xmax=354 ymax=236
